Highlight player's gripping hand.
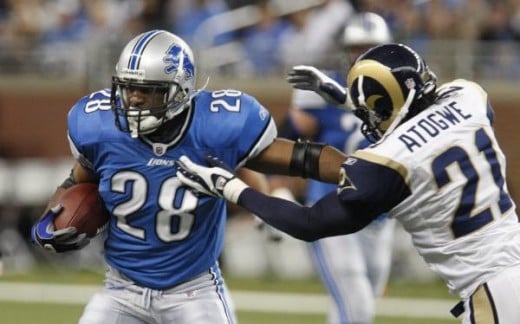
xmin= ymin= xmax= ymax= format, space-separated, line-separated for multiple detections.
xmin=176 ymin=155 xmax=250 ymax=204
xmin=30 ymin=204 xmax=90 ymax=253
xmin=287 ymin=65 xmax=347 ymax=106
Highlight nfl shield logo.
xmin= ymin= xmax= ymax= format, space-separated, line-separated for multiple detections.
xmin=153 ymin=144 xmax=167 ymax=156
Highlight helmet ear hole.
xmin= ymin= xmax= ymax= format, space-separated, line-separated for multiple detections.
xmin=422 ymin=81 xmax=436 ymax=97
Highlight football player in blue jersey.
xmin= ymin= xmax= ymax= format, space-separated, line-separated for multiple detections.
xmin=30 ymin=30 xmax=346 ymax=324
xmin=176 ymin=43 xmax=520 ymax=324
xmin=286 ymin=12 xmax=395 ymax=324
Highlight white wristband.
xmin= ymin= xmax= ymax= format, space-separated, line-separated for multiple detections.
xmin=223 ymin=178 xmax=250 ymax=204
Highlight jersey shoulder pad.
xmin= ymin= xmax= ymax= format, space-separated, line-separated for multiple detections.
xmin=194 ymin=89 xmax=272 ymax=128
xmin=437 ymin=79 xmax=488 ymax=103
xmin=338 ymin=151 xmax=411 ymax=217
xmin=192 ymin=89 xmax=276 ymax=160
xmin=67 ymin=89 xmax=114 ymax=148
xmin=436 ymin=79 xmax=489 ymax=121
xmin=351 ymin=148 xmax=410 ymax=183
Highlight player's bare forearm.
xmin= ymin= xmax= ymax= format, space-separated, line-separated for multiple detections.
xmin=318 ymin=145 xmax=346 ymax=183
xmin=238 ymin=168 xmax=270 ymax=194
xmin=39 ymin=187 xmax=67 ymax=220
xmin=246 ymin=138 xmax=293 ymax=174
xmin=246 ymin=138 xmax=346 ymax=183
xmin=40 ymin=162 xmax=97 ymax=220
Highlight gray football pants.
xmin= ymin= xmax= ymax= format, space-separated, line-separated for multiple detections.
xmin=79 ymin=265 xmax=236 ymax=324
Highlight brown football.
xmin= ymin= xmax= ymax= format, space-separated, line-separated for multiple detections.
xmin=53 ymin=183 xmax=110 ymax=238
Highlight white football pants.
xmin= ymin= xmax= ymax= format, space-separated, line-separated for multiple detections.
xmin=460 ymin=263 xmax=520 ymax=324
xmin=309 ymin=217 xmax=395 ymax=324
xmin=79 ymin=264 xmax=236 ymax=324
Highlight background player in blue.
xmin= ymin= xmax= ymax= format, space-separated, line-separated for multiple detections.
xmin=176 ymin=43 xmax=520 ymax=324
xmin=287 ymin=13 xmax=395 ymax=324
xmin=30 ymin=30 xmax=346 ymax=324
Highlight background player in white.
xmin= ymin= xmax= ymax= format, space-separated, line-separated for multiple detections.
xmin=287 ymin=12 xmax=395 ymax=324
xmin=30 ymin=30 xmax=346 ymax=324
xmin=176 ymin=43 xmax=520 ymax=324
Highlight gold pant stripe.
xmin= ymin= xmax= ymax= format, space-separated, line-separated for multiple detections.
xmin=470 ymin=283 xmax=499 ymax=324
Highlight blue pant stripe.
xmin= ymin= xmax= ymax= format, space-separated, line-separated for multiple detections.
xmin=312 ymin=240 xmax=350 ymax=323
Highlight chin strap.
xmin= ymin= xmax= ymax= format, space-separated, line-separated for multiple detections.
xmin=128 ymin=112 xmax=162 ymax=138
xmin=381 ymin=88 xmax=416 ymax=139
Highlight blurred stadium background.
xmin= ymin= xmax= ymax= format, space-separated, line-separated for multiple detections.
xmin=0 ymin=0 xmax=519 ymax=322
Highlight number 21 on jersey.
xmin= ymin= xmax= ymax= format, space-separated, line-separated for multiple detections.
xmin=432 ymin=128 xmax=513 ymax=238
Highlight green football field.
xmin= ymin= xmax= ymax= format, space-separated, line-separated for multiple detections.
xmin=0 ymin=302 xmax=458 ymax=324
xmin=0 ymin=266 xmax=458 ymax=324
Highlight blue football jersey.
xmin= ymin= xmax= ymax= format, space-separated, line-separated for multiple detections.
xmin=67 ymin=88 xmax=277 ymax=289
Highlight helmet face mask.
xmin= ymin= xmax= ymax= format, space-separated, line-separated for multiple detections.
xmin=112 ymin=78 xmax=188 ymax=135
xmin=111 ymin=30 xmax=196 ymax=138
xmin=346 ymin=43 xmax=437 ymax=143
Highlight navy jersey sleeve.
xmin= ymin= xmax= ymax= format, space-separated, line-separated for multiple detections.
xmin=238 ymin=188 xmax=371 ymax=241
xmin=235 ymin=155 xmax=411 ymax=241
xmin=337 ymin=156 xmax=411 ymax=218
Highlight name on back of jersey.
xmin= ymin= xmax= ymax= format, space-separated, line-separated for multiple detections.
xmin=397 ymin=100 xmax=472 ymax=153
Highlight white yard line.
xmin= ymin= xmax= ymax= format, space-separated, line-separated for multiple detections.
xmin=0 ymin=282 xmax=457 ymax=319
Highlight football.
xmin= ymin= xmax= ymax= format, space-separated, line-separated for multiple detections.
xmin=53 ymin=183 xmax=110 ymax=238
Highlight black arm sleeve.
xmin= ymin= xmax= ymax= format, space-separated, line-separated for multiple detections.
xmin=237 ymin=188 xmax=376 ymax=241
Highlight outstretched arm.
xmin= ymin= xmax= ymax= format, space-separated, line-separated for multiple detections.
xmin=176 ymin=156 xmax=375 ymax=241
xmin=246 ymin=138 xmax=347 ymax=184
xmin=237 ymin=187 xmax=371 ymax=241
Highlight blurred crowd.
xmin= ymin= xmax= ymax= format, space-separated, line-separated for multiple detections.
xmin=0 ymin=0 xmax=519 ymax=78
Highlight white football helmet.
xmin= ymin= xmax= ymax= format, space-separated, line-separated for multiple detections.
xmin=111 ymin=30 xmax=197 ymax=138
xmin=342 ymin=12 xmax=392 ymax=47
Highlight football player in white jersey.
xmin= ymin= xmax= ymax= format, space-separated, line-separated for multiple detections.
xmin=176 ymin=43 xmax=520 ymax=324
xmin=288 ymin=12 xmax=395 ymax=324
xmin=29 ymin=30 xmax=347 ymax=324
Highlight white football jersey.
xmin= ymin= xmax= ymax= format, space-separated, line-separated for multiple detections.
xmin=342 ymin=79 xmax=520 ymax=298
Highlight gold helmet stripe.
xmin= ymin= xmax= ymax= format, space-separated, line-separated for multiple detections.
xmin=347 ymin=59 xmax=405 ymax=130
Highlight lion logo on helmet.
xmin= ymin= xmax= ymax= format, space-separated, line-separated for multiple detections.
xmin=163 ymin=44 xmax=195 ymax=80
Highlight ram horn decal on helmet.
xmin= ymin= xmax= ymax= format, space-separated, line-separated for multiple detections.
xmin=347 ymin=43 xmax=437 ymax=142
